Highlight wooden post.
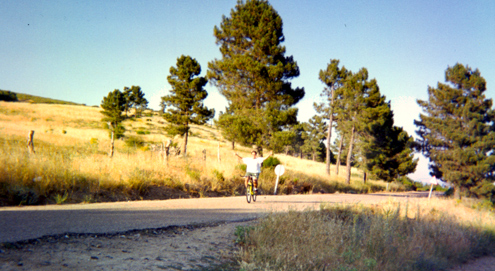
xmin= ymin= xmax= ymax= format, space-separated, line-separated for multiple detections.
xmin=163 ymin=139 xmax=171 ymax=165
xmin=27 ymin=130 xmax=35 ymax=154
xmin=217 ymin=142 xmax=221 ymax=162
xmin=202 ymin=149 xmax=207 ymax=161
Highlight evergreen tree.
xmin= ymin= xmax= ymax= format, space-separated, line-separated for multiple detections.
xmin=301 ymin=115 xmax=328 ymax=161
xmin=131 ymin=86 xmax=148 ymax=117
xmin=161 ymin=55 xmax=215 ymax=156
xmin=362 ymin=109 xmax=418 ymax=182
xmin=207 ymin=0 xmax=304 ymax=149
xmin=315 ymin=59 xmax=349 ymax=175
xmin=414 ymin=63 xmax=495 ymax=199
xmin=122 ymin=87 xmax=135 ymax=117
xmin=337 ymin=68 xmax=370 ymax=184
xmin=337 ymin=68 xmax=399 ymax=184
xmin=123 ymin=86 xmax=148 ymax=117
xmin=101 ymin=89 xmax=126 ymax=157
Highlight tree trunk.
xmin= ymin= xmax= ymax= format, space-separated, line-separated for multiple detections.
xmin=312 ymin=150 xmax=316 ymax=161
xmin=326 ymin=88 xmax=336 ymax=176
xmin=27 ymin=130 xmax=35 ymax=154
xmin=346 ymin=125 xmax=356 ymax=184
xmin=363 ymin=172 xmax=367 ymax=184
xmin=231 ymin=141 xmax=235 ymax=150
xmin=336 ymin=138 xmax=343 ymax=175
xmin=454 ymin=185 xmax=462 ymax=200
xmin=183 ymin=130 xmax=188 ymax=157
xmin=109 ymin=130 xmax=115 ymax=158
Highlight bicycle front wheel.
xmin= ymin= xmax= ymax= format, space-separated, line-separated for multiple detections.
xmin=252 ymin=187 xmax=257 ymax=202
xmin=246 ymin=184 xmax=252 ymax=203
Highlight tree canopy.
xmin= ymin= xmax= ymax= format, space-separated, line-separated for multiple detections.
xmin=208 ymin=0 xmax=304 ymax=149
xmin=415 ymin=63 xmax=495 ymax=198
xmin=162 ymin=55 xmax=215 ymax=156
xmin=123 ymin=86 xmax=148 ymax=117
xmin=101 ymin=89 xmax=126 ymax=157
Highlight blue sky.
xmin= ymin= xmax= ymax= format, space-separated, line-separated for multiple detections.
xmin=2 ymin=0 xmax=494 ymax=182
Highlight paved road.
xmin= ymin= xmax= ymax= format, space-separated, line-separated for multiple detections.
xmin=0 ymin=192 xmax=432 ymax=243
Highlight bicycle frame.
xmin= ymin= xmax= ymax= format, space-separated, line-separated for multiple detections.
xmin=243 ymin=175 xmax=257 ymax=203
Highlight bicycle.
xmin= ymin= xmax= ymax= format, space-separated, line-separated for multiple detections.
xmin=242 ymin=175 xmax=257 ymax=203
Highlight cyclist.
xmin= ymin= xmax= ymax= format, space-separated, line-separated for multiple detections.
xmin=234 ymin=150 xmax=273 ymax=192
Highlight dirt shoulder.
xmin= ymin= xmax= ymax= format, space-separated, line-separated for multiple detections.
xmin=2 ymin=220 xmax=494 ymax=271
xmin=0 ymin=220 xmax=254 ymax=271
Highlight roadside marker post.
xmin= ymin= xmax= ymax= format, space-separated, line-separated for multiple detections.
xmin=428 ymin=176 xmax=438 ymax=200
xmin=274 ymin=165 xmax=285 ymax=195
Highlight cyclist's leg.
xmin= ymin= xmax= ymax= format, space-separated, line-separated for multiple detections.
xmin=244 ymin=176 xmax=249 ymax=188
xmin=253 ymin=173 xmax=259 ymax=189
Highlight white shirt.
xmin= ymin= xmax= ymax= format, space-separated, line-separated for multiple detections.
xmin=242 ymin=157 xmax=266 ymax=173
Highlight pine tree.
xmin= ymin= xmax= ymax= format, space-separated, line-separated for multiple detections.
xmin=301 ymin=115 xmax=328 ymax=161
xmin=415 ymin=63 xmax=495 ymax=199
xmin=122 ymin=86 xmax=148 ymax=117
xmin=101 ymin=89 xmax=126 ymax=157
xmin=161 ymin=55 xmax=215 ymax=156
xmin=315 ymin=59 xmax=349 ymax=175
xmin=131 ymin=86 xmax=148 ymax=117
xmin=122 ymin=87 xmax=135 ymax=117
xmin=362 ymin=109 xmax=418 ymax=182
xmin=337 ymin=68 xmax=370 ymax=184
xmin=207 ymin=0 xmax=304 ymax=149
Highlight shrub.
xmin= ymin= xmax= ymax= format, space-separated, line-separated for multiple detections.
xmin=125 ymin=136 xmax=145 ymax=148
xmin=262 ymin=156 xmax=280 ymax=168
xmin=0 ymin=90 xmax=18 ymax=102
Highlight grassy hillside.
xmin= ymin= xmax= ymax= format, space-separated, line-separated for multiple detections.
xmin=0 ymin=101 xmax=402 ymax=206
xmin=5 ymin=90 xmax=82 ymax=105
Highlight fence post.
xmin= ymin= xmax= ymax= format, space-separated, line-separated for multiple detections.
xmin=27 ymin=130 xmax=35 ymax=154
xmin=164 ymin=139 xmax=171 ymax=165
xmin=217 ymin=142 xmax=221 ymax=162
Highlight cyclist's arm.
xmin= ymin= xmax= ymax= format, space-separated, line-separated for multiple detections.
xmin=261 ymin=150 xmax=274 ymax=161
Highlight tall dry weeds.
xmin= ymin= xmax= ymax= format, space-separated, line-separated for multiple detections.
xmin=237 ymin=200 xmax=495 ymax=271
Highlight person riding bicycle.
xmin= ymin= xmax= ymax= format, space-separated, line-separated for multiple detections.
xmin=234 ymin=150 xmax=273 ymax=192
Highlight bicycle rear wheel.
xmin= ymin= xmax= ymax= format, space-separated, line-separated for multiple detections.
xmin=246 ymin=183 xmax=252 ymax=203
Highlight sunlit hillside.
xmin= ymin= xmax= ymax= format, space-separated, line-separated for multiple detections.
xmin=0 ymin=101 xmax=399 ymax=206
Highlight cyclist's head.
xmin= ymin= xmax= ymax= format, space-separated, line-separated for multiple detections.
xmin=251 ymin=150 xmax=257 ymax=157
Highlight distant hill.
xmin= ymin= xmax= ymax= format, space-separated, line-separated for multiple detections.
xmin=0 ymin=89 xmax=82 ymax=105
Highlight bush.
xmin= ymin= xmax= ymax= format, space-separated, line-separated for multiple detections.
xmin=263 ymin=156 xmax=280 ymax=168
xmin=0 ymin=90 xmax=18 ymax=102
xmin=125 ymin=136 xmax=145 ymax=148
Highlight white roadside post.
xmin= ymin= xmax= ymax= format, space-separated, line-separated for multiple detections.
xmin=428 ymin=176 xmax=438 ymax=199
xmin=274 ymin=164 xmax=285 ymax=195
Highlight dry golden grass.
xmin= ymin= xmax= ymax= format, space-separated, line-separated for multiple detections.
xmin=0 ymin=101 xmax=392 ymax=205
xmin=237 ymin=198 xmax=495 ymax=271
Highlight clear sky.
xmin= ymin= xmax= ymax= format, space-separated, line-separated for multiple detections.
xmin=2 ymin=0 xmax=494 ymax=182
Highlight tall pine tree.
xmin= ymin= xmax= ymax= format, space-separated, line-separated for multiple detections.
xmin=101 ymin=89 xmax=126 ymax=157
xmin=315 ymin=59 xmax=349 ymax=175
xmin=161 ymin=55 xmax=215 ymax=156
xmin=208 ymin=0 xmax=304 ymax=149
xmin=415 ymin=63 xmax=495 ymax=199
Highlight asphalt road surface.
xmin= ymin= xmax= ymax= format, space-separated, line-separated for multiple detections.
xmin=0 ymin=192 xmax=432 ymax=243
